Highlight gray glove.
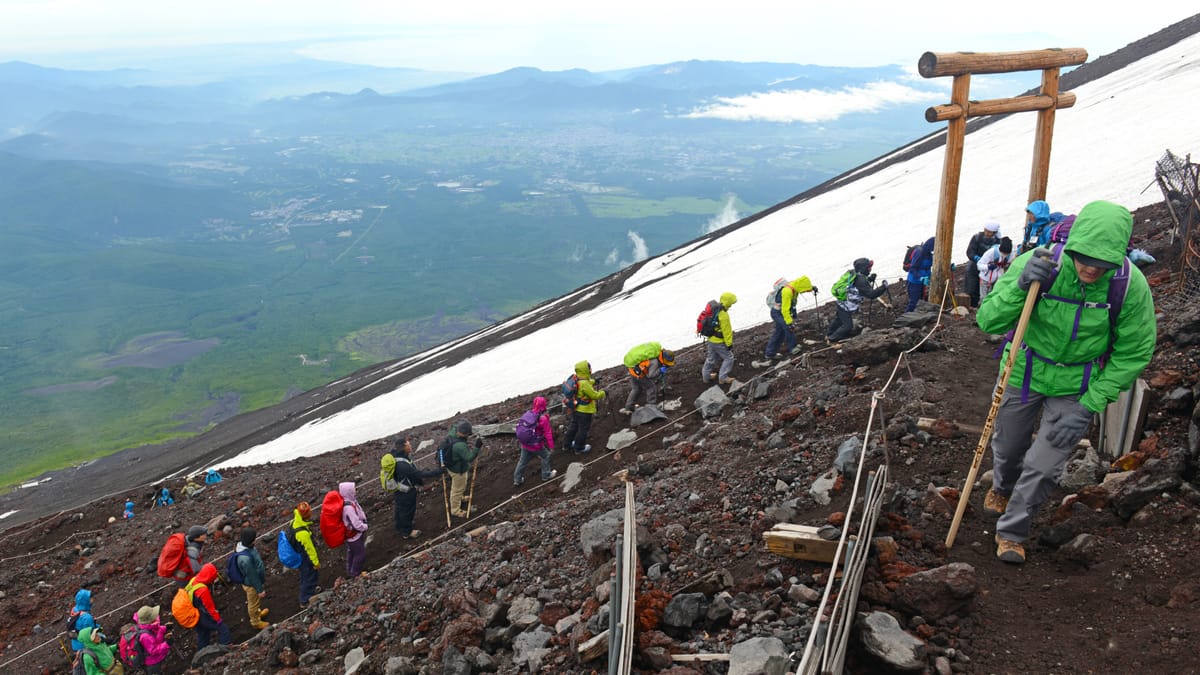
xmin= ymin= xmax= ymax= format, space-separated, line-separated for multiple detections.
xmin=1043 ymin=400 xmax=1093 ymax=446
xmin=1017 ymin=248 xmax=1056 ymax=291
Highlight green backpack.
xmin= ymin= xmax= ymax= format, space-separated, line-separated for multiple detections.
xmin=830 ymin=269 xmax=856 ymax=301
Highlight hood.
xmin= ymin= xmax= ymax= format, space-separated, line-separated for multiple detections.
xmin=77 ymin=626 xmax=97 ymax=644
xmin=1063 ymin=200 xmax=1132 ymax=268
xmin=193 ymin=562 xmax=219 ymax=585
xmin=719 ymin=291 xmax=737 ymax=308
xmin=291 ymin=508 xmax=312 ymax=529
xmin=853 ymin=258 xmax=872 ymax=274
xmin=532 ymin=396 xmax=547 ymax=414
xmin=1027 ymin=200 xmax=1051 ymax=224
xmin=574 ymin=360 xmax=592 ymax=378
xmin=74 ymin=588 xmax=92 ymax=612
xmin=922 ymin=237 xmax=935 ymax=254
xmin=339 ymin=481 xmax=358 ymax=502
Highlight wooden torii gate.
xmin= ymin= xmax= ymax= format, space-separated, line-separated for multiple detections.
xmin=919 ymin=48 xmax=1088 ymax=303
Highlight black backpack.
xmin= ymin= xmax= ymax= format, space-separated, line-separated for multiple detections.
xmin=436 ymin=436 xmax=454 ymax=471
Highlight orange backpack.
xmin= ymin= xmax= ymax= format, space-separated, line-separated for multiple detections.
xmin=156 ymin=532 xmax=188 ymax=580
xmin=171 ymin=579 xmax=202 ymax=628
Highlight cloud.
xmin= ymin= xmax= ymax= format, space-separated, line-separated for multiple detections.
xmin=683 ymin=81 xmax=945 ymax=123
xmin=608 ymin=231 xmax=650 ymax=267
xmin=703 ymin=196 xmax=740 ymax=234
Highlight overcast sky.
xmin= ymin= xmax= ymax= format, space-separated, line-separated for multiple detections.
xmin=1 ymin=1 xmax=1193 ymax=73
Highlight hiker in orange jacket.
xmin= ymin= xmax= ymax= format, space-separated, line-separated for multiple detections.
xmin=189 ymin=563 xmax=230 ymax=649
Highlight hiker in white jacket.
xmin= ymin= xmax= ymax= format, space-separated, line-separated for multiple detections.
xmin=977 ymin=237 xmax=1016 ymax=302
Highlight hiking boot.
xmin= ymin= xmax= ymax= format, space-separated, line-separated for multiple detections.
xmin=788 ymin=345 xmax=803 ymax=355
xmin=452 ymin=509 xmax=468 ymax=518
xmin=253 ymin=622 xmax=270 ymax=630
xmin=995 ymin=535 xmax=1026 ymax=564
xmin=259 ymin=608 xmax=269 ymax=618
xmin=982 ymin=488 xmax=1009 ymax=517
xmin=576 ymin=445 xmax=592 ymax=454
xmin=701 ymin=374 xmax=716 ymax=384
xmin=618 ymin=408 xmax=632 ymax=415
xmin=513 ymin=480 xmax=523 ymax=487
xmin=719 ymin=377 xmax=735 ymax=385
xmin=543 ymin=469 xmax=558 ymax=481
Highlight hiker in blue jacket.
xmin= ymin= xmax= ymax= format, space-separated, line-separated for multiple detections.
xmin=1022 ymin=200 xmax=1053 ymax=251
xmin=905 ymin=237 xmax=935 ymax=312
xmin=68 ymin=588 xmax=98 ymax=653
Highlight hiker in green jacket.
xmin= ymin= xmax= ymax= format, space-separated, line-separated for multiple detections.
xmin=620 ymin=342 xmax=676 ymax=414
xmin=976 ymin=200 xmax=1155 ymax=564
xmin=75 ymin=627 xmax=117 ymax=675
xmin=445 ymin=420 xmax=482 ymax=518
xmin=701 ymin=292 xmax=738 ymax=385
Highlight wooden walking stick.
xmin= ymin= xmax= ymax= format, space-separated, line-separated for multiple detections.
xmin=440 ymin=474 xmax=451 ymax=527
xmin=466 ymin=459 xmax=479 ymax=518
xmin=945 ymin=280 xmax=1041 ymax=548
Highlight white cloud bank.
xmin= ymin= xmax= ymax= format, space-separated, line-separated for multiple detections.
xmin=685 ymin=81 xmax=946 ymax=123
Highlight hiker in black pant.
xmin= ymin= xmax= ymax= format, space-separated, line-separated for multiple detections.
xmin=381 ymin=437 xmax=442 ymax=539
xmin=964 ymin=221 xmax=1001 ymax=307
xmin=564 ymin=361 xmax=606 ymax=454
xmin=827 ymin=258 xmax=887 ymax=342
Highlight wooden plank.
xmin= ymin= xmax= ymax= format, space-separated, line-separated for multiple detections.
xmin=771 ymin=523 xmax=823 ymax=534
xmin=919 ymin=48 xmax=1087 ymax=77
xmin=577 ymin=629 xmax=609 ymax=662
xmin=671 ymin=654 xmax=731 ymax=662
xmin=763 ymin=530 xmax=839 ymax=563
xmin=925 ymin=92 xmax=1076 ymax=122
xmin=929 ymin=73 xmax=970 ymax=304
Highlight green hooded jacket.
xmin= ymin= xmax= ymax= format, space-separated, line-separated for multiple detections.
xmin=76 ymin=627 xmax=117 ymax=675
xmin=976 ymin=200 xmax=1156 ymax=412
xmin=707 ymin=292 xmax=738 ymax=347
xmin=573 ymin=360 xmax=606 ymax=414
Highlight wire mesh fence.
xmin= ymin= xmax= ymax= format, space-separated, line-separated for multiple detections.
xmin=1153 ymin=150 xmax=1200 ymax=310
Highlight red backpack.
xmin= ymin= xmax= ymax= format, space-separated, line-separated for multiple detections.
xmin=156 ymin=532 xmax=188 ymax=580
xmin=319 ymin=490 xmax=349 ymax=548
xmin=695 ymin=300 xmax=721 ymax=337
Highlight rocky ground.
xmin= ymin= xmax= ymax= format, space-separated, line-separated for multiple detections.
xmin=2 ymin=201 xmax=1198 ymax=674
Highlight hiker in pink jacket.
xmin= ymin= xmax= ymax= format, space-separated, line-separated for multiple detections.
xmin=339 ymin=481 xmax=369 ymax=578
xmin=131 ymin=605 xmax=172 ymax=674
xmin=513 ymin=396 xmax=557 ymax=486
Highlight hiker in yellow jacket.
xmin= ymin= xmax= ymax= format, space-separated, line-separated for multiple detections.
xmin=701 ymin=292 xmax=738 ymax=384
xmin=765 ymin=276 xmax=815 ymax=359
xmin=291 ymin=502 xmax=320 ymax=608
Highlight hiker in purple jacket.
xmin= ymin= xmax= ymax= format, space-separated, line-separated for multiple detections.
xmin=513 ymin=396 xmax=557 ymax=486
xmin=339 ymin=482 xmax=369 ymax=578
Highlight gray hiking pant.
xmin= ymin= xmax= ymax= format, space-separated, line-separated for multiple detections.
xmin=626 ymin=376 xmax=658 ymax=410
xmin=991 ymin=387 xmax=1091 ymax=542
xmin=701 ymin=342 xmax=734 ymax=382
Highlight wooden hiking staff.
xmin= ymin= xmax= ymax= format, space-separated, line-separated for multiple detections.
xmin=466 ymin=459 xmax=479 ymax=517
xmin=440 ymin=474 xmax=451 ymax=527
xmin=945 ymin=280 xmax=1041 ymax=548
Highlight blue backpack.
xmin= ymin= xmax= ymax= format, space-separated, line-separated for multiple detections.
xmin=277 ymin=529 xmax=301 ymax=569
xmin=560 ymin=374 xmax=580 ymax=411
xmin=226 ymin=549 xmax=250 ymax=584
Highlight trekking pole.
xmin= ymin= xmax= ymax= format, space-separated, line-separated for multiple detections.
xmin=945 ymin=281 xmax=1041 ymax=548
xmin=466 ymin=460 xmax=479 ymax=518
xmin=440 ymin=474 xmax=451 ymax=527
xmin=811 ymin=291 xmax=825 ymax=332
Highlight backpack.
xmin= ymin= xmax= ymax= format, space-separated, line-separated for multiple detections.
xmin=66 ymin=612 xmax=83 ymax=642
xmin=436 ymin=436 xmax=453 ymax=470
xmin=902 ymin=244 xmax=921 ymax=272
xmin=515 ymin=410 xmax=541 ymax=446
xmin=117 ymin=623 xmax=149 ymax=669
xmin=156 ymin=533 xmax=188 ymax=580
xmin=1047 ymin=214 xmax=1077 ymax=244
xmin=171 ymin=581 xmax=202 ymax=629
xmin=695 ymin=299 xmax=721 ymax=337
xmin=277 ymin=528 xmax=302 ymax=569
xmin=75 ymin=647 xmax=117 ymax=675
xmin=765 ymin=278 xmax=794 ymax=310
xmin=560 ymin=374 xmax=580 ymax=411
xmin=225 ymin=549 xmax=250 ymax=585
xmin=319 ymin=490 xmax=349 ymax=548
xmin=830 ymin=270 xmax=856 ymax=302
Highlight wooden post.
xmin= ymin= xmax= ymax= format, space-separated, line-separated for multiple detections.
xmin=929 ymin=73 xmax=970 ymax=304
xmin=1028 ymin=67 xmax=1061 ymax=204
xmin=919 ymin=48 xmax=1086 ymax=307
